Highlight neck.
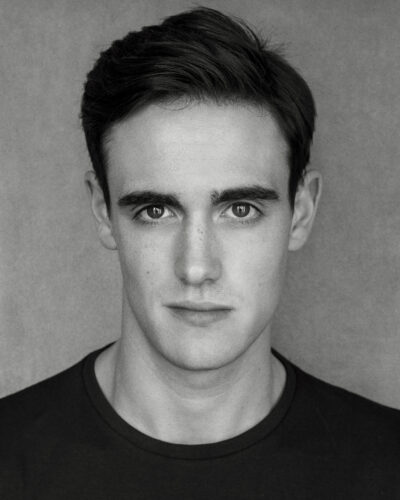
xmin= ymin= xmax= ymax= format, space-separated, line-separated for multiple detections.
xmin=95 ymin=317 xmax=286 ymax=445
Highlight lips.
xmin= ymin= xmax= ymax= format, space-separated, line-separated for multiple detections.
xmin=166 ymin=301 xmax=233 ymax=327
xmin=168 ymin=301 xmax=232 ymax=312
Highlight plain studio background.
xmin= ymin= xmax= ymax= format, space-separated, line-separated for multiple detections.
xmin=1 ymin=0 xmax=399 ymax=408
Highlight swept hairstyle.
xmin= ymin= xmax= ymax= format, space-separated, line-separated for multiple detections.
xmin=81 ymin=7 xmax=316 ymax=210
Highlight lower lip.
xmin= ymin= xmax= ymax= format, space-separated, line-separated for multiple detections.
xmin=168 ymin=308 xmax=231 ymax=327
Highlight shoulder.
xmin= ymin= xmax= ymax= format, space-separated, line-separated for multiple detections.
xmin=0 ymin=356 xmax=92 ymax=496
xmin=0 ymin=356 xmax=86 ymax=453
xmin=296 ymin=363 xmax=400 ymax=423
xmin=274 ymin=356 xmax=400 ymax=497
xmin=293 ymin=362 xmax=400 ymax=456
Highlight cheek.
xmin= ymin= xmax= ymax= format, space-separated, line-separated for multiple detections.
xmin=222 ymin=227 xmax=290 ymax=329
xmin=225 ymin=223 xmax=290 ymax=284
xmin=115 ymin=226 xmax=173 ymax=299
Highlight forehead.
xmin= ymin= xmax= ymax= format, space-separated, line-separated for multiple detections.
xmin=106 ymin=102 xmax=289 ymax=198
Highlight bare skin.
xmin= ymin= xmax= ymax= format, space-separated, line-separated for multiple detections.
xmin=87 ymin=102 xmax=321 ymax=444
xmin=95 ymin=311 xmax=286 ymax=444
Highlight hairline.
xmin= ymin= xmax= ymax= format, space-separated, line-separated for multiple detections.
xmin=101 ymin=96 xmax=293 ymax=210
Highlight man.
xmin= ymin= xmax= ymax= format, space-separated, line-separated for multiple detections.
xmin=1 ymin=7 xmax=399 ymax=499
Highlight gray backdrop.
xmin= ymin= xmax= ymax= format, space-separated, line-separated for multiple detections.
xmin=1 ymin=0 xmax=400 ymax=408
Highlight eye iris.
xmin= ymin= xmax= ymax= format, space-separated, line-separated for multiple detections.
xmin=232 ymin=203 xmax=250 ymax=217
xmin=147 ymin=205 xmax=164 ymax=219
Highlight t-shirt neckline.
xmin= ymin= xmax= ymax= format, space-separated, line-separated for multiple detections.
xmin=83 ymin=345 xmax=296 ymax=460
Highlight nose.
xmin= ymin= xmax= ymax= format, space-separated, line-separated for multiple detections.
xmin=174 ymin=217 xmax=222 ymax=286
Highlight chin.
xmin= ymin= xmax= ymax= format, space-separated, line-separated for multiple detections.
xmin=162 ymin=338 xmax=249 ymax=372
xmin=171 ymin=355 xmax=237 ymax=372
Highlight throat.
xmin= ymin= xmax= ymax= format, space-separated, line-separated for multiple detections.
xmin=95 ymin=338 xmax=286 ymax=445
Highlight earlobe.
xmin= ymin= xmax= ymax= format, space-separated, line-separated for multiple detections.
xmin=84 ymin=171 xmax=117 ymax=251
xmin=288 ymin=170 xmax=322 ymax=251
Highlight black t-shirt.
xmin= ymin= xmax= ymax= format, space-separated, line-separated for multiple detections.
xmin=1 ymin=346 xmax=399 ymax=499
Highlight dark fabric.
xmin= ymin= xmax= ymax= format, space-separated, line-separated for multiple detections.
xmin=1 ymin=346 xmax=399 ymax=499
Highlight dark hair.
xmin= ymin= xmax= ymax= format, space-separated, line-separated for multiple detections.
xmin=81 ymin=7 xmax=315 ymax=210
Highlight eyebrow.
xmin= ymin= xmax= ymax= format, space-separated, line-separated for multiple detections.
xmin=117 ymin=185 xmax=279 ymax=209
xmin=118 ymin=191 xmax=184 ymax=210
xmin=211 ymin=186 xmax=279 ymax=204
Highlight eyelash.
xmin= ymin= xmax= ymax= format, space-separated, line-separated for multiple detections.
xmin=221 ymin=203 xmax=262 ymax=224
xmin=132 ymin=202 xmax=263 ymax=226
xmin=133 ymin=205 xmax=175 ymax=226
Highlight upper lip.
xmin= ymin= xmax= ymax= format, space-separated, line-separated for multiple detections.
xmin=167 ymin=301 xmax=233 ymax=311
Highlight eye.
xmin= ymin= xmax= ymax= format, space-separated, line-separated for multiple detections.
xmin=134 ymin=205 xmax=175 ymax=224
xmin=222 ymin=202 xmax=260 ymax=221
xmin=145 ymin=205 xmax=165 ymax=219
xmin=232 ymin=203 xmax=251 ymax=218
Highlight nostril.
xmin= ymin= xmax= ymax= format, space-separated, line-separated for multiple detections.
xmin=175 ymin=253 xmax=222 ymax=285
xmin=176 ymin=260 xmax=214 ymax=285
xmin=174 ymin=222 xmax=221 ymax=285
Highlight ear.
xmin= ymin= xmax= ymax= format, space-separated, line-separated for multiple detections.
xmin=85 ymin=171 xmax=117 ymax=250
xmin=288 ymin=170 xmax=322 ymax=251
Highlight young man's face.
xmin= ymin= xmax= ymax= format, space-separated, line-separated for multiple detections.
xmin=91 ymin=102 xmax=317 ymax=371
